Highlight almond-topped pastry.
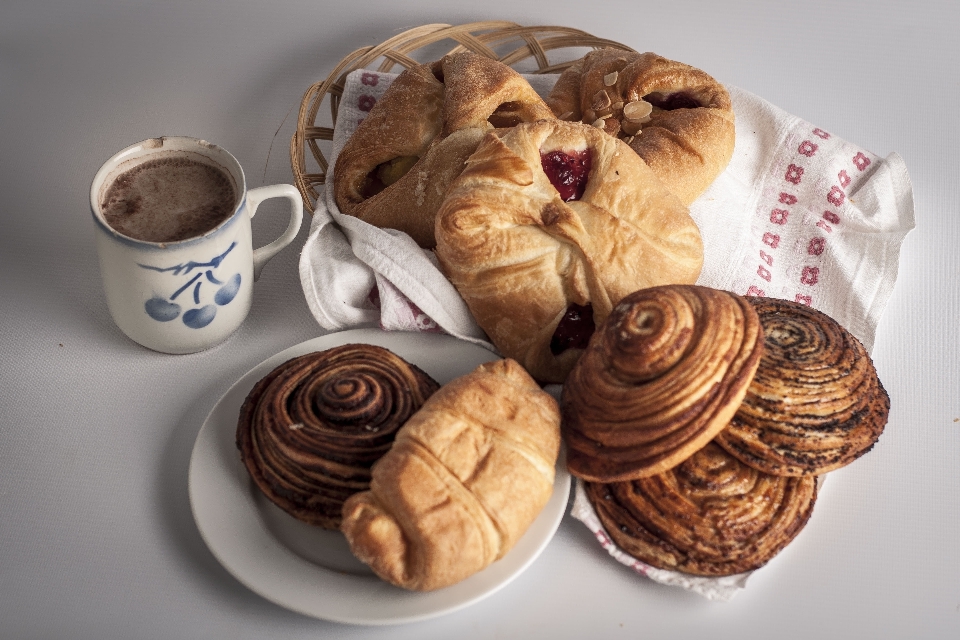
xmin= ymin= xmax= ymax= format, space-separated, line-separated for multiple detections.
xmin=561 ymin=285 xmax=763 ymax=481
xmin=585 ymin=442 xmax=818 ymax=576
xmin=435 ymin=120 xmax=703 ymax=384
xmin=333 ymin=51 xmax=555 ymax=248
xmin=714 ymin=297 xmax=890 ymax=476
xmin=236 ymin=344 xmax=440 ymax=529
xmin=340 ymin=359 xmax=561 ymax=591
xmin=547 ymin=49 xmax=735 ymax=205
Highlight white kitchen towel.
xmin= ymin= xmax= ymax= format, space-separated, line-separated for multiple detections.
xmin=298 ymin=68 xmax=915 ymax=600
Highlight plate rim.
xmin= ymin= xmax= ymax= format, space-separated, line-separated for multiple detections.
xmin=187 ymin=328 xmax=571 ymax=625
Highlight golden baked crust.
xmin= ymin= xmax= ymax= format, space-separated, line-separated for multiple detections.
xmin=333 ymin=52 xmax=555 ymax=248
xmin=435 ymin=120 xmax=703 ymax=384
xmin=561 ymin=285 xmax=763 ymax=481
xmin=586 ymin=442 xmax=817 ymax=576
xmin=340 ymin=359 xmax=561 ymax=591
xmin=715 ymin=297 xmax=890 ymax=476
xmin=236 ymin=344 xmax=439 ymax=529
xmin=547 ymin=49 xmax=735 ymax=205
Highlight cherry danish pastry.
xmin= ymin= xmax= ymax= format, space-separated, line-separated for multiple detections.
xmin=435 ymin=120 xmax=703 ymax=384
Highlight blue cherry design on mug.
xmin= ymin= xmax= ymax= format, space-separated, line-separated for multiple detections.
xmin=139 ymin=242 xmax=241 ymax=329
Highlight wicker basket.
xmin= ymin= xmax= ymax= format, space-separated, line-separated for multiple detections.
xmin=289 ymin=21 xmax=634 ymax=213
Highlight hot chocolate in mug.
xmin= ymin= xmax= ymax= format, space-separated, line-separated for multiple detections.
xmin=90 ymin=136 xmax=303 ymax=354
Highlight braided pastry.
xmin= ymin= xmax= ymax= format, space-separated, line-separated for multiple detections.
xmin=340 ymin=359 xmax=561 ymax=591
xmin=236 ymin=344 xmax=440 ymax=529
xmin=585 ymin=442 xmax=817 ymax=576
xmin=561 ymin=285 xmax=763 ymax=481
xmin=435 ymin=120 xmax=703 ymax=384
xmin=715 ymin=297 xmax=890 ymax=476
xmin=333 ymin=51 xmax=555 ymax=248
xmin=546 ymin=49 xmax=735 ymax=205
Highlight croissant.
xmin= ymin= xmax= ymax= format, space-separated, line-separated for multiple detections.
xmin=333 ymin=51 xmax=556 ymax=248
xmin=546 ymin=49 xmax=735 ymax=205
xmin=714 ymin=297 xmax=890 ymax=476
xmin=561 ymin=285 xmax=763 ymax=481
xmin=236 ymin=344 xmax=440 ymax=529
xmin=435 ymin=119 xmax=703 ymax=384
xmin=340 ymin=359 xmax=561 ymax=591
xmin=585 ymin=442 xmax=818 ymax=576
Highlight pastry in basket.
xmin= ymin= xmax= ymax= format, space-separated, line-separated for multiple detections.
xmin=333 ymin=51 xmax=555 ymax=248
xmin=584 ymin=442 xmax=818 ymax=576
xmin=546 ymin=48 xmax=735 ymax=205
xmin=340 ymin=358 xmax=561 ymax=591
xmin=560 ymin=285 xmax=763 ymax=481
xmin=434 ymin=119 xmax=703 ymax=384
xmin=236 ymin=344 xmax=440 ymax=529
xmin=714 ymin=297 xmax=890 ymax=476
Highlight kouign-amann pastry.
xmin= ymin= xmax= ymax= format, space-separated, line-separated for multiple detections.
xmin=340 ymin=359 xmax=561 ymax=591
xmin=714 ymin=297 xmax=890 ymax=476
xmin=561 ymin=285 xmax=763 ymax=481
xmin=547 ymin=48 xmax=735 ymax=205
xmin=435 ymin=119 xmax=703 ymax=384
xmin=585 ymin=442 xmax=818 ymax=576
xmin=333 ymin=51 xmax=556 ymax=247
xmin=236 ymin=344 xmax=440 ymax=529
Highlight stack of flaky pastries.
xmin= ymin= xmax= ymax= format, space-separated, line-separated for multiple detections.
xmin=334 ymin=48 xmax=735 ymax=383
xmin=236 ymin=47 xmax=890 ymax=592
xmin=563 ymin=286 xmax=889 ymax=576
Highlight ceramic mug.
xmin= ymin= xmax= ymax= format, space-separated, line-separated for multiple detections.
xmin=90 ymin=136 xmax=303 ymax=354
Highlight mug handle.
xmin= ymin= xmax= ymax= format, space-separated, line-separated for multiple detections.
xmin=246 ymin=184 xmax=304 ymax=281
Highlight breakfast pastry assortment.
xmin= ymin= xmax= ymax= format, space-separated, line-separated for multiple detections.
xmin=233 ymin=47 xmax=890 ymax=592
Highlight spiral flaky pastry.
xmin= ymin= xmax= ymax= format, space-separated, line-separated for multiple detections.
xmin=547 ymin=49 xmax=735 ymax=205
xmin=561 ymin=285 xmax=763 ymax=481
xmin=340 ymin=359 xmax=561 ymax=591
xmin=714 ymin=297 xmax=890 ymax=476
xmin=333 ymin=51 xmax=555 ymax=248
xmin=236 ymin=344 xmax=440 ymax=529
xmin=435 ymin=120 xmax=703 ymax=384
xmin=585 ymin=442 xmax=817 ymax=576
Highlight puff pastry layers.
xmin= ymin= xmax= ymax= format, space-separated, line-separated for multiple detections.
xmin=585 ymin=442 xmax=817 ymax=576
xmin=435 ymin=120 xmax=703 ymax=384
xmin=562 ymin=285 xmax=763 ymax=481
xmin=715 ymin=297 xmax=890 ymax=476
xmin=236 ymin=344 xmax=440 ymax=529
xmin=333 ymin=52 xmax=555 ymax=247
xmin=547 ymin=49 xmax=735 ymax=205
xmin=340 ymin=359 xmax=561 ymax=591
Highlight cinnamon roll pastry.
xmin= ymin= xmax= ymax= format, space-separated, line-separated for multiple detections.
xmin=585 ymin=442 xmax=817 ymax=576
xmin=236 ymin=344 xmax=440 ymax=529
xmin=561 ymin=285 xmax=763 ymax=481
xmin=435 ymin=119 xmax=703 ymax=384
xmin=340 ymin=359 xmax=561 ymax=591
xmin=715 ymin=297 xmax=890 ymax=477
xmin=546 ymin=49 xmax=735 ymax=205
xmin=333 ymin=51 xmax=555 ymax=248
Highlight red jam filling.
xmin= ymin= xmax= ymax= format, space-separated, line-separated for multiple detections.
xmin=549 ymin=303 xmax=595 ymax=355
xmin=643 ymin=91 xmax=702 ymax=111
xmin=540 ymin=149 xmax=592 ymax=202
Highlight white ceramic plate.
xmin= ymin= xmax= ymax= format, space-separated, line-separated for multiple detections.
xmin=188 ymin=328 xmax=571 ymax=625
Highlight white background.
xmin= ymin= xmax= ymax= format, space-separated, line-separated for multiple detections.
xmin=1 ymin=1 xmax=958 ymax=638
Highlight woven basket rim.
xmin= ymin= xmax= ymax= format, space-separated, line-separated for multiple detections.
xmin=289 ymin=22 xmax=633 ymax=213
